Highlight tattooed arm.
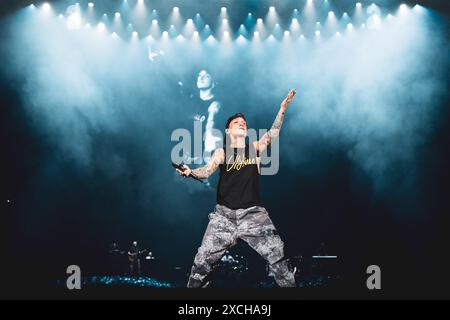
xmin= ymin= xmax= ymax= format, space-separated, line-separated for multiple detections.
xmin=176 ymin=148 xmax=225 ymax=179
xmin=254 ymin=89 xmax=296 ymax=154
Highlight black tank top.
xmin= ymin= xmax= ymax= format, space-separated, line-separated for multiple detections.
xmin=217 ymin=143 xmax=261 ymax=209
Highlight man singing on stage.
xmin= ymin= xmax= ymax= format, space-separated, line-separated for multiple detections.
xmin=176 ymin=89 xmax=297 ymax=288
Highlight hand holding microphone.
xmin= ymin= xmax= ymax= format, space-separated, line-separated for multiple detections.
xmin=172 ymin=162 xmax=203 ymax=182
xmin=175 ymin=163 xmax=192 ymax=177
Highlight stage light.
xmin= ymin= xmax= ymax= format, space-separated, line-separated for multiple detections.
xmin=132 ymin=31 xmax=138 ymax=37
xmin=354 ymin=2 xmax=364 ymax=24
xmin=98 ymin=22 xmax=105 ymax=32
xmin=290 ymin=18 xmax=300 ymax=34
xmin=152 ymin=19 xmax=158 ymax=24
xmin=315 ymin=30 xmax=320 ymax=36
xmin=387 ymin=14 xmax=393 ymax=18
xmin=254 ymin=31 xmax=259 ymax=36
xmin=138 ymin=0 xmax=144 ymax=4
xmin=257 ymin=18 xmax=263 ymax=23
xmin=307 ymin=0 xmax=313 ymax=4
xmin=168 ymin=24 xmax=178 ymax=37
xmin=400 ymin=4 xmax=407 ymax=10
xmin=367 ymin=14 xmax=381 ymax=29
xmin=343 ymin=12 xmax=348 ymax=17
xmin=193 ymin=31 xmax=199 ymax=37
xmin=162 ymin=31 xmax=168 ymax=36
xmin=67 ymin=7 xmax=82 ymax=30
xmin=269 ymin=6 xmax=275 ymax=12
xmin=173 ymin=7 xmax=179 ymax=13
xmin=248 ymin=13 xmax=252 ymax=16
xmin=336 ymin=31 xmax=341 ymax=36
xmin=316 ymin=22 xmax=320 ymax=26
xmin=223 ymin=31 xmax=229 ymax=36
xmin=413 ymin=4 xmax=424 ymax=12
xmin=284 ymin=30 xmax=289 ymax=36
xmin=347 ymin=23 xmax=353 ymax=29
xmin=362 ymin=23 xmax=366 ymax=28
xmin=328 ymin=11 xmax=334 ymax=17
xmin=221 ymin=7 xmax=227 ymax=12
xmin=236 ymin=34 xmax=246 ymax=42
xmin=115 ymin=12 xmax=120 ymax=18
xmin=187 ymin=18 xmax=193 ymax=24
xmin=42 ymin=2 xmax=51 ymax=11
xmin=88 ymin=2 xmax=94 ymax=8
xmin=300 ymin=34 xmax=304 ymax=39
xmin=58 ymin=14 xmax=63 ymax=18
xmin=103 ymin=13 xmax=107 ymax=16
xmin=222 ymin=19 xmax=228 ymax=23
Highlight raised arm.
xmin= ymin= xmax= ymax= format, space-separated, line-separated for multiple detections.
xmin=254 ymin=89 xmax=296 ymax=154
xmin=176 ymin=148 xmax=225 ymax=179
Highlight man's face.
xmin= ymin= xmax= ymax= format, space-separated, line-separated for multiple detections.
xmin=227 ymin=117 xmax=247 ymax=138
xmin=197 ymin=70 xmax=213 ymax=89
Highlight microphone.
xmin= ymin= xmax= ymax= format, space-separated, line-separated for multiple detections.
xmin=172 ymin=162 xmax=203 ymax=182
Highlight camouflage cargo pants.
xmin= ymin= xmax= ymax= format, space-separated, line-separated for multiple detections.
xmin=187 ymin=204 xmax=296 ymax=288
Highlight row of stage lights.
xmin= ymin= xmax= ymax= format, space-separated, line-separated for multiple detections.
xmin=33 ymin=2 xmax=419 ymax=41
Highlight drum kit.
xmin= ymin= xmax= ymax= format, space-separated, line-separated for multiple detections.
xmin=218 ymin=252 xmax=249 ymax=274
xmin=209 ymin=252 xmax=250 ymax=286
